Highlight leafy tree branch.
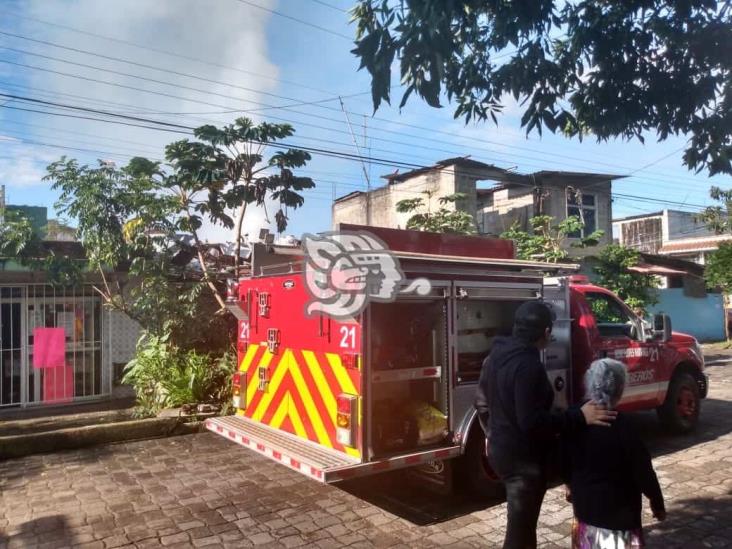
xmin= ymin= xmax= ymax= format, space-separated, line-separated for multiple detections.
xmin=501 ymin=215 xmax=603 ymax=262
xmin=396 ymin=192 xmax=477 ymax=234
xmin=352 ymin=0 xmax=732 ymax=176
xmin=593 ymin=244 xmax=659 ymax=312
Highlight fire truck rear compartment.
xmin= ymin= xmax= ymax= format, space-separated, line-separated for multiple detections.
xmin=369 ymin=300 xmax=448 ymax=457
xmin=367 ymin=297 xmax=524 ymax=458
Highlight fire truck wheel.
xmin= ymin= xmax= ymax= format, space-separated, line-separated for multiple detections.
xmin=658 ymin=372 xmax=700 ymax=434
xmin=457 ymin=426 xmax=505 ymax=499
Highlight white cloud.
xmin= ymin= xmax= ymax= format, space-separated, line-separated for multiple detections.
xmin=3 ymin=0 xmax=280 ymax=242
xmin=198 ymin=199 xmax=278 ymax=244
xmin=0 ymin=142 xmax=60 ymax=187
xmin=0 ymin=155 xmax=47 ymax=187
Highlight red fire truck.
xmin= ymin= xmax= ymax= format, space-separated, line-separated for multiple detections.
xmin=206 ymin=225 xmax=707 ymax=492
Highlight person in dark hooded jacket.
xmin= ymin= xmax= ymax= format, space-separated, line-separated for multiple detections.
xmin=475 ymin=300 xmax=616 ymax=549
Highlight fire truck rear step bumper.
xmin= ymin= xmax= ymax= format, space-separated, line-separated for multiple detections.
xmin=205 ymin=416 xmax=462 ymax=483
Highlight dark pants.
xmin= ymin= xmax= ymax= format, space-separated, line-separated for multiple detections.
xmin=491 ymin=453 xmax=548 ymax=549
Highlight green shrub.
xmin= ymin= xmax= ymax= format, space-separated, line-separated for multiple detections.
xmin=123 ymin=334 xmax=236 ymax=417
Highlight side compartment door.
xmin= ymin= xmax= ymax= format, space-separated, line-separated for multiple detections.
xmin=366 ymin=282 xmax=451 ymax=459
xmin=451 ymin=281 xmax=543 ymax=434
xmin=542 ymin=281 xmax=572 ymax=410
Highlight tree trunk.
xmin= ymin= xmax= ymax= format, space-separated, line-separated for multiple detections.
xmin=195 ymin=244 xmax=227 ymax=311
xmin=233 ymin=201 xmax=248 ymax=274
xmin=187 ymin=212 xmax=227 ymax=311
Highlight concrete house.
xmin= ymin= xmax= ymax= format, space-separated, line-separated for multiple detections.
xmin=613 ymin=209 xmax=729 ymax=264
xmin=332 ymin=157 xmax=623 ymax=254
xmin=0 ymin=196 xmax=140 ymax=411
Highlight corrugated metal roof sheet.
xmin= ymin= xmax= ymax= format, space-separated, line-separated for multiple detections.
xmin=629 ymin=263 xmax=687 ymax=276
xmin=658 ymin=235 xmax=732 ymax=254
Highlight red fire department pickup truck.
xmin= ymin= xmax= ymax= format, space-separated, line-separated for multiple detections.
xmin=206 ymin=225 xmax=707 ymax=493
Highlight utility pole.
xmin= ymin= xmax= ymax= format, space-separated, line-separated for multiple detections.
xmin=339 ymin=96 xmax=372 ymax=225
xmin=363 ymin=115 xmax=371 ymax=187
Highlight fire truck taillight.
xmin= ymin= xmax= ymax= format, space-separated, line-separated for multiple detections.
xmin=341 ymin=353 xmax=359 ymax=369
xmin=232 ymin=372 xmax=245 ymax=409
xmin=226 ymin=279 xmax=239 ymax=302
xmin=335 ymin=393 xmax=357 ymax=447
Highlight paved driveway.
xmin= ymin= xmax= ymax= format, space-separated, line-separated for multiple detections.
xmin=2 ymin=356 xmax=732 ymax=548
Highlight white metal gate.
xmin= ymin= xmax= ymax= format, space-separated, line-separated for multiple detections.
xmin=0 ymin=284 xmax=111 ymax=408
xmin=0 ymin=287 xmax=24 ymax=407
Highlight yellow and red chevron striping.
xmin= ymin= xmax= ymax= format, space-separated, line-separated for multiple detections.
xmin=236 ymin=343 xmax=361 ymax=459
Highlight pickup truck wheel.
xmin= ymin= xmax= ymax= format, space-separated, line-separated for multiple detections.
xmin=456 ymin=426 xmax=505 ymax=499
xmin=658 ymin=373 xmax=700 ymax=434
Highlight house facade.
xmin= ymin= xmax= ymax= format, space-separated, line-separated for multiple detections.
xmin=613 ymin=210 xmax=727 ymax=264
xmin=332 ymin=157 xmax=508 ymax=230
xmin=478 ymin=172 xmax=618 ymax=252
xmin=332 ymin=157 xmax=621 ymax=255
xmin=0 ymin=201 xmax=140 ymax=411
xmin=631 ymin=254 xmax=724 ymax=341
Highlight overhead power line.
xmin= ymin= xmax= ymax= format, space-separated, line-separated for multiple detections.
xmin=0 ymin=104 xmax=190 ymax=134
xmin=307 ymin=0 xmax=350 ymax=13
xmin=1 ymin=126 xmax=709 ymax=213
xmin=0 ymin=93 xmax=714 ymax=214
xmin=0 ymin=32 xmax=705 ymax=186
xmin=0 ymin=93 xmax=192 ymax=130
xmin=629 ymin=145 xmax=690 ymax=175
xmin=0 ymin=91 xmax=700 ymax=197
xmin=0 ymin=9 xmax=354 ymax=97
xmin=3 ymin=7 xmax=699 ymax=181
xmin=1 ymin=53 xmax=704 ymax=191
xmin=0 ymin=33 xmax=369 ymax=110
xmin=0 ymin=46 xmax=349 ymax=113
xmin=1 ymin=64 xmax=711 ymax=202
xmin=233 ymin=0 xmax=353 ymax=40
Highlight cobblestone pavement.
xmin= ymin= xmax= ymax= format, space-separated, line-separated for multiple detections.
xmin=2 ymin=350 xmax=732 ymax=548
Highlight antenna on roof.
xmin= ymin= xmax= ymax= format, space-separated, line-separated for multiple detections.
xmin=339 ymin=96 xmax=372 ymax=225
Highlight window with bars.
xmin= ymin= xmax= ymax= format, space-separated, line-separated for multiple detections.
xmin=567 ymin=191 xmax=597 ymax=238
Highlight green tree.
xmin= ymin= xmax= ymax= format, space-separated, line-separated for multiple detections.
xmin=166 ymin=118 xmax=315 ymax=272
xmin=395 ymin=192 xmax=477 ymax=234
xmin=46 ymin=156 xmax=205 ymax=337
xmin=501 ymin=215 xmax=603 ymax=262
xmin=697 ymin=187 xmax=732 ymax=302
xmin=705 ymin=242 xmax=732 ymax=295
xmin=0 ymin=209 xmax=82 ymax=286
xmin=42 ymin=118 xmax=315 ymax=341
xmin=698 ymin=186 xmax=732 ymax=234
xmin=351 ymin=1 xmax=732 ymax=176
xmin=593 ymin=244 xmax=659 ymax=312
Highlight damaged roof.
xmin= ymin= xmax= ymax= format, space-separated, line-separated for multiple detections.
xmin=382 ymin=157 xmax=507 ymax=182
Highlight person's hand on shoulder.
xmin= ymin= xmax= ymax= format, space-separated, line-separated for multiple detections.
xmin=580 ymin=401 xmax=618 ymax=427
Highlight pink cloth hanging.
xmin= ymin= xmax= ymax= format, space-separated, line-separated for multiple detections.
xmin=43 ymin=365 xmax=74 ymax=402
xmin=33 ymin=327 xmax=66 ymax=369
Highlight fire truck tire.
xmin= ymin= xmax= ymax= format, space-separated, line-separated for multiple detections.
xmin=457 ymin=426 xmax=505 ymax=499
xmin=658 ymin=372 xmax=700 ymax=434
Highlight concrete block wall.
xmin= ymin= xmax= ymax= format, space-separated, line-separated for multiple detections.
xmin=648 ymin=288 xmax=726 ymax=342
xmin=331 ymin=168 xmax=459 ymax=230
xmin=332 ymin=193 xmax=368 ymax=228
xmin=666 ymin=210 xmax=714 ymax=241
xmin=478 ymin=188 xmax=534 ymax=235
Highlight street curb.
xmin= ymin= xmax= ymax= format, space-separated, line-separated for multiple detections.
xmin=0 ymin=417 xmax=202 ymax=460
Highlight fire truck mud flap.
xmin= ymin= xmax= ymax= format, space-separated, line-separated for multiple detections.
xmin=205 ymin=416 xmax=461 ymax=483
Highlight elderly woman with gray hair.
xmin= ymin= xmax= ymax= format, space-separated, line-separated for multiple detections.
xmin=562 ymin=359 xmax=666 ymax=548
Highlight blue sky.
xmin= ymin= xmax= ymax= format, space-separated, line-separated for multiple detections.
xmin=1 ymin=0 xmax=730 ymax=241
